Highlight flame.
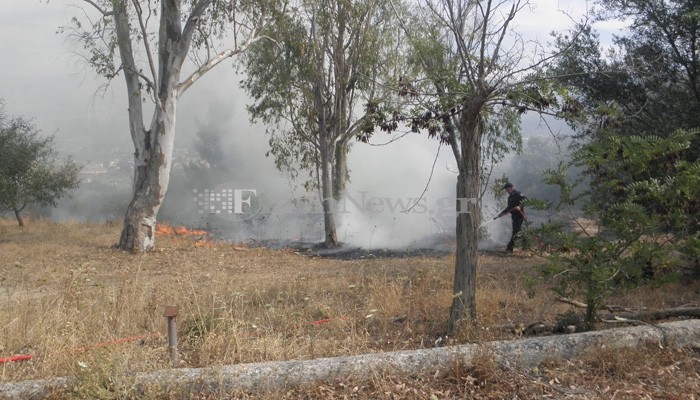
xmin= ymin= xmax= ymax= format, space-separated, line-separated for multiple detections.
xmin=156 ymin=223 xmax=207 ymax=236
xmin=155 ymin=224 xmax=251 ymax=250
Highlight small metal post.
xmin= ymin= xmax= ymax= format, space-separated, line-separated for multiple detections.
xmin=163 ymin=305 xmax=179 ymax=366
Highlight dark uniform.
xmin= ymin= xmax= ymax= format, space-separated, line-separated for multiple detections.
xmin=497 ymin=187 xmax=527 ymax=251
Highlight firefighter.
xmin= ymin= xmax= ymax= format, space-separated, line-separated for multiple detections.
xmin=495 ymin=182 xmax=527 ymax=252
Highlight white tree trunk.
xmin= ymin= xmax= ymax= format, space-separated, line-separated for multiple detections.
xmin=82 ymin=0 xmax=264 ymax=251
xmin=115 ymin=0 xmax=187 ymax=251
xmin=118 ymin=100 xmax=177 ymax=251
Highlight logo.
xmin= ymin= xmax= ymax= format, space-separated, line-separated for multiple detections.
xmin=192 ymin=181 xmax=262 ymax=222
xmin=338 ymin=191 xmax=478 ymax=217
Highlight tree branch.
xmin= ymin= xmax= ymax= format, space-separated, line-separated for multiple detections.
xmin=178 ymin=34 xmax=269 ymax=96
xmin=178 ymin=0 xmax=214 ymax=58
xmin=81 ymin=0 xmax=114 ymax=17
xmin=131 ymin=0 xmax=159 ymax=98
xmin=402 ymin=142 xmax=442 ymax=214
xmin=112 ymin=0 xmax=146 ymax=139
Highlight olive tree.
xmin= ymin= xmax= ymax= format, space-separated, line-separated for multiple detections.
xmin=0 ymin=106 xmax=80 ymax=226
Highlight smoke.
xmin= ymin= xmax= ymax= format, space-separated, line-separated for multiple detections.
xmin=0 ymin=0 xmax=603 ymax=250
xmin=158 ymin=72 xmax=311 ymax=242
xmin=155 ymin=75 xmax=463 ymax=249
xmin=45 ymin=67 xmax=578 ymax=251
xmin=331 ymin=115 xmax=579 ymax=250
xmin=335 ymin=135 xmax=457 ymax=249
xmin=483 ymin=116 xmax=580 ymax=247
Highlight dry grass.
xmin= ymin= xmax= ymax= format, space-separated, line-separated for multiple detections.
xmin=1 ymin=218 xmax=699 ymax=399
xmin=201 ymin=345 xmax=699 ymax=400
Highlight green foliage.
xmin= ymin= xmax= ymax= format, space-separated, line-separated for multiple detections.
xmin=63 ymin=15 xmax=119 ymax=80
xmin=552 ymin=1 xmax=700 ymax=147
xmin=0 ymin=105 xmax=81 ymax=223
xmin=530 ymin=129 xmax=700 ymax=329
xmin=578 ymin=129 xmax=699 ymax=234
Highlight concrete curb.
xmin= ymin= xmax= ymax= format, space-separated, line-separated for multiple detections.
xmin=1 ymin=319 xmax=698 ymax=399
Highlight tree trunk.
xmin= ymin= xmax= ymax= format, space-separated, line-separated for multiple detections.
xmin=448 ymin=102 xmax=483 ymax=334
xmin=320 ymin=139 xmax=339 ymax=247
xmin=13 ymin=209 xmax=24 ymax=227
xmin=333 ymin=142 xmax=348 ymax=199
xmin=118 ymin=104 xmax=177 ymax=252
xmin=112 ymin=0 xmax=192 ymax=252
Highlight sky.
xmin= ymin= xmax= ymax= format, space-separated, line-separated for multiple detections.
xmin=0 ymin=0 xmax=627 ymax=248
xmin=0 ymin=0 xmax=621 ymax=150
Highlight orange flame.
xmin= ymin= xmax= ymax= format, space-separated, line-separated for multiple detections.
xmin=156 ymin=223 xmax=207 ymax=236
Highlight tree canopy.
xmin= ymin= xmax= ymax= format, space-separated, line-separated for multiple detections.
xmin=552 ymin=0 xmax=700 ymax=141
xmin=550 ymin=0 xmax=700 ymax=233
xmin=528 ymin=0 xmax=700 ymax=326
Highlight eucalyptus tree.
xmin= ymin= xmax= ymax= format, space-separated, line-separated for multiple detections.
xmin=241 ymin=0 xmax=396 ymax=247
xmin=63 ymin=0 xmax=273 ymax=251
xmin=359 ymin=0 xmax=584 ymax=332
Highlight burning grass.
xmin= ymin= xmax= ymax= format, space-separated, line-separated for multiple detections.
xmin=0 ymin=218 xmax=698 ymax=399
xmin=155 ymin=224 xmax=208 ymax=237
